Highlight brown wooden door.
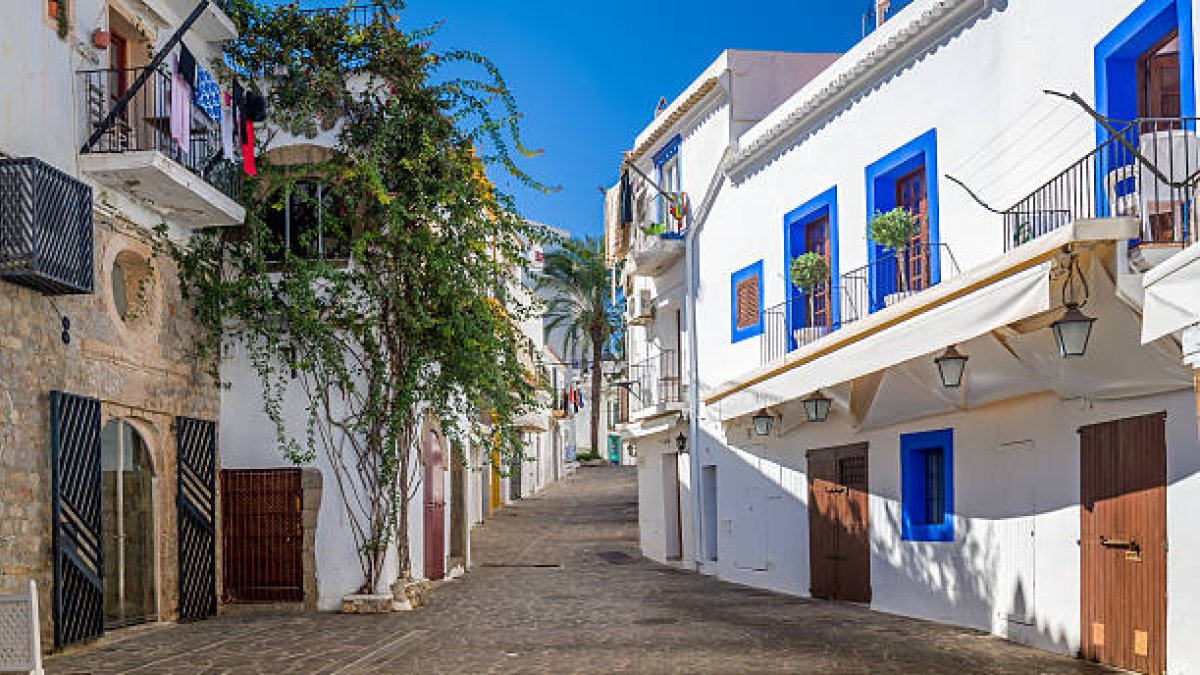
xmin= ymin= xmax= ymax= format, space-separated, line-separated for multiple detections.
xmin=895 ymin=168 xmax=930 ymax=292
xmin=804 ymin=216 xmax=832 ymax=328
xmin=424 ymin=428 xmax=446 ymax=581
xmin=1080 ymin=413 xmax=1167 ymax=675
xmin=808 ymin=444 xmax=871 ymax=603
xmin=220 ymin=469 xmax=304 ymax=603
xmin=1140 ymin=31 xmax=1181 ymax=120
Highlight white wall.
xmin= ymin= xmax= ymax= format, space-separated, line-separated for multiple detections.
xmin=697 ymin=0 xmax=1164 ymax=390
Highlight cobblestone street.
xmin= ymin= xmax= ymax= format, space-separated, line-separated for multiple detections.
xmin=45 ymin=466 xmax=1113 ymax=674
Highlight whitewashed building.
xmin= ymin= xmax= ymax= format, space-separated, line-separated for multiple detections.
xmin=610 ymin=1 xmax=1200 ymax=672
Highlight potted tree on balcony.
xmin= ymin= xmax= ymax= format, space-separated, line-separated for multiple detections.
xmin=789 ymin=252 xmax=831 ymax=346
xmin=867 ymin=207 xmax=920 ymax=307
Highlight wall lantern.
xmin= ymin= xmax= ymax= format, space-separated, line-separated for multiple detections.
xmin=751 ymin=409 xmax=775 ymax=436
xmin=1051 ymin=252 xmax=1096 ymax=359
xmin=803 ymin=393 xmax=832 ymax=422
xmin=627 ymin=443 xmax=637 ymax=458
xmin=675 ymin=432 xmax=689 ymax=453
xmin=934 ymin=344 xmax=969 ymax=388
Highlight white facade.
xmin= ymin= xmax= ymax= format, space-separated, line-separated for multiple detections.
xmin=612 ymin=1 xmax=1200 ymax=672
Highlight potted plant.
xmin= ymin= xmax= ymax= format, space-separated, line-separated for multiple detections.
xmin=867 ymin=207 xmax=920 ymax=307
xmin=789 ymin=252 xmax=830 ymax=346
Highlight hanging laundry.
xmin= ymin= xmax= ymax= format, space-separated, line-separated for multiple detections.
xmin=193 ymin=66 xmax=221 ymax=121
xmin=179 ymin=45 xmax=197 ymax=89
xmin=233 ymin=81 xmax=246 ymax=144
xmin=170 ymin=55 xmax=192 ymax=155
xmin=241 ymin=119 xmax=256 ymax=176
xmin=220 ymin=91 xmax=236 ymax=161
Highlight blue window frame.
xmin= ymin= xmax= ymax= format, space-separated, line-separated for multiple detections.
xmin=784 ymin=187 xmax=839 ymax=351
xmin=730 ymin=260 xmax=764 ymax=343
xmin=864 ymin=129 xmax=940 ymax=312
xmin=653 ymin=135 xmax=682 ymax=228
xmin=900 ymin=428 xmax=954 ymax=542
xmin=1095 ymin=0 xmax=1196 ymax=125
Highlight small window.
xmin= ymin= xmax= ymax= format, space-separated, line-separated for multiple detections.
xmin=901 ymin=428 xmax=953 ymax=541
xmin=263 ymin=182 xmax=350 ymax=262
xmin=730 ymin=260 xmax=764 ymax=342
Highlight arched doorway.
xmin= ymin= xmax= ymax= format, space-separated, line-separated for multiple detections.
xmin=100 ymin=419 xmax=157 ymax=628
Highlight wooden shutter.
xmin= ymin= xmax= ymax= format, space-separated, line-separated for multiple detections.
xmin=735 ymin=276 xmax=759 ymax=329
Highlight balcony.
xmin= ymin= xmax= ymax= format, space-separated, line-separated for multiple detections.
xmin=760 ymin=243 xmax=961 ymax=366
xmin=78 ymin=66 xmax=244 ymax=228
xmin=1003 ymin=117 xmax=1199 ymax=268
xmin=626 ymin=348 xmax=684 ymax=420
xmin=626 ymin=193 xmax=686 ymax=277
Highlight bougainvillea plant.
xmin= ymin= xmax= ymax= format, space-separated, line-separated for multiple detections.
xmin=162 ymin=0 xmax=550 ymax=592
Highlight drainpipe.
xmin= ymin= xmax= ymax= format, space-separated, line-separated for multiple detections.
xmin=683 ymin=197 xmax=703 ymax=573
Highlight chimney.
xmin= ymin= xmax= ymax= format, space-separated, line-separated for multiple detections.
xmin=876 ymin=0 xmax=891 ymax=27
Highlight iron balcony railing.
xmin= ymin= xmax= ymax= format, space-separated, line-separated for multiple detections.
xmin=298 ymin=4 xmax=396 ymax=27
xmin=1003 ymin=117 xmax=1200 ymax=251
xmin=79 ymin=66 xmax=239 ymax=201
xmin=760 ymin=242 xmax=961 ymax=366
xmin=627 ymin=348 xmax=682 ymax=415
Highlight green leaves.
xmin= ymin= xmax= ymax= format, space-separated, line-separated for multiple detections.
xmin=789 ymin=252 xmax=830 ymax=292
xmin=867 ymin=207 xmax=919 ymax=253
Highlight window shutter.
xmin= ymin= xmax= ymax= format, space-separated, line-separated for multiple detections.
xmin=735 ymin=276 xmax=759 ymax=330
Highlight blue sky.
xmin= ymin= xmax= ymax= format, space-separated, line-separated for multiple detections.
xmin=397 ymin=1 xmax=875 ymax=237
xmin=277 ymin=1 xmax=871 ymax=236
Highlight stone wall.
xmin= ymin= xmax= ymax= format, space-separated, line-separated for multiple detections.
xmin=0 ymin=213 xmax=220 ymax=649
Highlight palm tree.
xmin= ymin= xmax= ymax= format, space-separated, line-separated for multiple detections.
xmin=539 ymin=236 xmax=620 ymax=456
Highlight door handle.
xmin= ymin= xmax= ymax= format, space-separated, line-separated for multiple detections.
xmin=826 ymin=486 xmax=847 ymax=494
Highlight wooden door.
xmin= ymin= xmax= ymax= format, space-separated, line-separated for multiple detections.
xmin=808 ymin=444 xmax=871 ymax=603
xmin=450 ymin=447 xmax=465 ymax=563
xmin=894 ymin=168 xmax=930 ymax=292
xmin=423 ymin=428 xmax=446 ymax=581
xmin=220 ymin=469 xmax=303 ymax=603
xmin=1080 ymin=413 xmax=1166 ymax=674
xmin=804 ymin=216 xmax=832 ymax=328
xmin=1139 ymin=31 xmax=1181 ymax=120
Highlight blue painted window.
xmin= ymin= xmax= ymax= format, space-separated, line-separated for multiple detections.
xmin=900 ymin=428 xmax=954 ymax=542
xmin=653 ymin=135 xmax=682 ymax=230
xmin=864 ymin=129 xmax=940 ymax=313
xmin=730 ymin=260 xmax=764 ymax=343
xmin=1095 ymin=0 xmax=1195 ymax=124
xmin=784 ymin=188 xmax=839 ymax=351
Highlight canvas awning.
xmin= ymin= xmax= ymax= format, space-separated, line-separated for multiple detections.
xmin=618 ymin=413 xmax=683 ymax=441
xmin=1142 ymin=242 xmax=1200 ymax=343
xmin=706 ymin=218 xmax=1143 ymax=423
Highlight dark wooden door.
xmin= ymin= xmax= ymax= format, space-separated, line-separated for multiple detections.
xmin=807 ymin=444 xmax=870 ymax=603
xmin=804 ymin=216 xmax=832 ymax=328
xmin=423 ymin=427 xmax=446 ymax=581
xmin=894 ymin=167 xmax=930 ymax=292
xmin=450 ymin=447 xmax=466 ymax=563
xmin=220 ymin=469 xmax=303 ymax=603
xmin=1139 ymin=31 xmax=1181 ymax=119
xmin=1080 ymin=413 xmax=1167 ymax=675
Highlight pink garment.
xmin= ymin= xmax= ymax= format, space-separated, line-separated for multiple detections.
xmin=170 ymin=55 xmax=192 ymax=155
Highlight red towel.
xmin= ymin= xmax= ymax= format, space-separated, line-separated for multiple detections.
xmin=241 ymin=120 xmax=256 ymax=176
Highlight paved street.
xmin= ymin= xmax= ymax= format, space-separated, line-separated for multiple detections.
xmin=46 ymin=466 xmax=1112 ymax=674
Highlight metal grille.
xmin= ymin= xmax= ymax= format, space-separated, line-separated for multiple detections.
xmin=49 ymin=391 xmax=104 ymax=649
xmin=220 ymin=469 xmax=303 ymax=603
xmin=838 ymin=455 xmax=868 ymax=492
xmin=176 ymin=417 xmax=217 ymax=622
xmin=0 ymin=157 xmax=93 ymax=295
xmin=0 ymin=582 xmax=39 ymax=672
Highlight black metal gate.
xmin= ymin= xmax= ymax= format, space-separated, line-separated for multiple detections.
xmin=49 ymin=391 xmax=103 ymax=649
xmin=176 ymin=416 xmax=217 ymax=621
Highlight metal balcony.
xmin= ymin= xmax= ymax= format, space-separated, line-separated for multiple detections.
xmin=626 ymin=348 xmax=684 ymax=419
xmin=78 ymin=66 xmax=244 ymax=228
xmin=1003 ymin=117 xmax=1199 ymax=268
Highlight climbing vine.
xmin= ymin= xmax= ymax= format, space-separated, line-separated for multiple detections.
xmin=163 ymin=0 xmax=546 ymax=592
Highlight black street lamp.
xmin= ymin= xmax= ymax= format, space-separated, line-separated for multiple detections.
xmin=1051 ymin=303 xmax=1096 ymax=358
xmin=934 ymin=344 xmax=969 ymax=388
xmin=803 ymin=393 xmax=832 ymax=422
xmin=751 ymin=409 xmax=775 ymax=437
xmin=675 ymin=432 xmax=688 ymax=453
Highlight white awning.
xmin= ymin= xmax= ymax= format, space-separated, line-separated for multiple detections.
xmin=514 ymin=412 xmax=550 ymax=432
xmin=618 ymin=413 xmax=683 ymax=440
xmin=1142 ymin=242 xmax=1200 ymax=343
xmin=706 ymin=218 xmax=1141 ymax=423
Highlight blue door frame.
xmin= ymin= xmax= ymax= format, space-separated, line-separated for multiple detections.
xmin=784 ymin=188 xmax=839 ymax=352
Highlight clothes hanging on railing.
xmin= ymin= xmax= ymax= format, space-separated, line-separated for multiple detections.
xmin=241 ymin=120 xmax=256 ymax=176
xmin=220 ymin=92 xmax=236 ymax=161
xmin=170 ymin=55 xmax=192 ymax=154
xmin=194 ymin=67 xmax=221 ymax=120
